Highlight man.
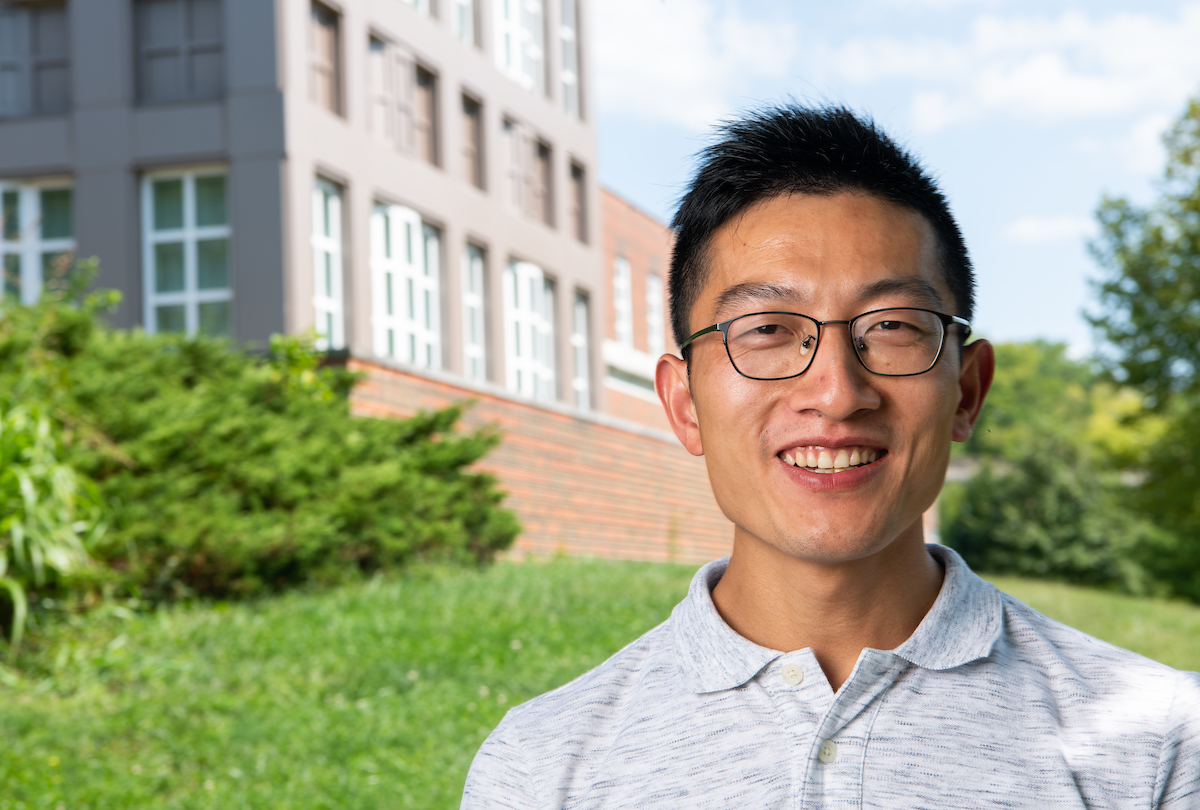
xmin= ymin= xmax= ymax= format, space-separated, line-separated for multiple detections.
xmin=462 ymin=105 xmax=1200 ymax=808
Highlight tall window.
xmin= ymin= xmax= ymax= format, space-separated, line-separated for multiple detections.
xmin=571 ymin=291 xmax=590 ymax=409
xmin=646 ymin=271 xmax=665 ymax=357
xmin=494 ymin=0 xmax=545 ymax=95
xmin=452 ymin=0 xmax=477 ymax=47
xmin=311 ymin=177 xmax=344 ymax=349
xmin=528 ymin=140 xmax=552 ymax=226
xmin=569 ymin=161 xmax=586 ymax=242
xmin=613 ymin=256 xmax=632 ymax=346
xmin=1 ymin=181 xmax=73 ymax=304
xmin=0 ymin=2 xmax=69 ymax=117
xmin=135 ymin=0 xmax=224 ymax=104
xmin=462 ymin=243 xmax=487 ymax=381
xmin=369 ymin=203 xmax=441 ymax=368
xmin=504 ymin=260 xmax=555 ymax=401
xmin=309 ymin=2 xmax=341 ymax=115
xmin=559 ymin=0 xmax=580 ymax=118
xmin=414 ymin=65 xmax=439 ymax=166
xmin=142 ymin=170 xmax=232 ymax=337
xmin=461 ymin=94 xmax=484 ymax=189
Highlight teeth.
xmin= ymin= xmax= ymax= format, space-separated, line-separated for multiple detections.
xmin=779 ymin=445 xmax=883 ymax=472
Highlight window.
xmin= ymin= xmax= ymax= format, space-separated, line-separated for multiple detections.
xmin=504 ymin=260 xmax=555 ymax=401
xmin=451 ymin=0 xmax=477 ymax=47
xmin=134 ymin=0 xmax=224 ymax=104
xmin=502 ymin=118 xmax=521 ymax=209
xmin=309 ymin=1 xmax=341 ymax=115
xmin=414 ymin=65 xmax=439 ymax=166
xmin=462 ymin=94 xmax=484 ymax=189
xmin=646 ymin=271 xmax=664 ymax=357
xmin=613 ymin=256 xmax=632 ymax=346
xmin=569 ymin=161 xmax=586 ymax=242
xmin=559 ymin=0 xmax=580 ymax=118
xmin=571 ymin=291 xmax=590 ymax=409
xmin=528 ymin=140 xmax=552 ymax=226
xmin=462 ymin=243 xmax=487 ymax=381
xmin=0 ymin=180 xmax=73 ymax=304
xmin=494 ymin=0 xmax=544 ymax=95
xmin=400 ymin=0 xmax=433 ymax=16
xmin=0 ymin=2 xmax=69 ymax=117
xmin=370 ymin=203 xmax=441 ymax=368
xmin=311 ymin=177 xmax=344 ymax=349
xmin=142 ymin=170 xmax=231 ymax=337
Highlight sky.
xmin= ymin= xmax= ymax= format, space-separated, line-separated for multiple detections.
xmin=590 ymin=0 xmax=1200 ymax=355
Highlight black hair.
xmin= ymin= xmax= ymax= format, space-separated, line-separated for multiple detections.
xmin=669 ymin=103 xmax=974 ymax=355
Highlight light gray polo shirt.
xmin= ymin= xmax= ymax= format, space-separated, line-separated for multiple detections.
xmin=462 ymin=545 xmax=1200 ymax=808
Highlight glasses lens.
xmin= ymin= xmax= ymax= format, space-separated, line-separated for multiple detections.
xmin=726 ymin=312 xmax=820 ymax=379
xmin=851 ymin=309 xmax=944 ymax=375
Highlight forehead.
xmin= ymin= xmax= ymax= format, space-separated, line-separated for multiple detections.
xmin=696 ymin=192 xmax=946 ymax=325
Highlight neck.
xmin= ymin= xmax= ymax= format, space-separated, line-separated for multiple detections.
xmin=710 ymin=523 xmax=943 ymax=692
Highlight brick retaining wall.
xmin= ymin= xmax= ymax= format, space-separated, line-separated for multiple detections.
xmin=348 ymin=357 xmax=734 ymax=564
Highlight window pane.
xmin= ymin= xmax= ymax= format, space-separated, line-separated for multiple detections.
xmin=153 ymin=179 xmax=184 ymax=230
xmin=34 ymin=64 xmax=69 ymax=113
xmin=197 ymin=238 xmax=227 ymax=289
xmin=189 ymin=47 xmax=223 ymax=98
xmin=141 ymin=0 xmax=181 ymax=49
xmin=40 ymin=188 xmax=71 ymax=239
xmin=33 ymin=8 xmax=68 ymax=59
xmin=144 ymin=52 xmax=182 ymax=102
xmin=2 ymin=191 xmax=18 ymax=241
xmin=195 ymin=175 xmax=226 ymax=226
xmin=188 ymin=0 xmax=222 ymax=41
xmin=3 ymin=253 xmax=20 ymax=298
xmin=198 ymin=300 xmax=230 ymax=337
xmin=154 ymin=241 xmax=185 ymax=292
xmin=156 ymin=304 xmax=186 ymax=333
xmin=0 ymin=67 xmax=21 ymax=117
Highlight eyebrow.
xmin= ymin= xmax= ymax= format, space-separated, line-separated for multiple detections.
xmin=711 ymin=276 xmax=945 ymax=321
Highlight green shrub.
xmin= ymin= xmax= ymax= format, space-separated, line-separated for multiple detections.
xmin=0 ymin=403 xmax=104 ymax=654
xmin=0 ymin=267 xmax=520 ymax=609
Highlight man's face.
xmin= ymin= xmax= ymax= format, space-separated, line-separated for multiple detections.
xmin=657 ymin=191 xmax=992 ymax=565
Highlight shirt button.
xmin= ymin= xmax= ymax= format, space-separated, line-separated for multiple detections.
xmin=780 ymin=663 xmax=804 ymax=685
xmin=817 ymin=739 xmax=838 ymax=764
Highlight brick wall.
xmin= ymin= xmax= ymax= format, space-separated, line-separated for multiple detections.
xmin=348 ymin=357 xmax=734 ymax=564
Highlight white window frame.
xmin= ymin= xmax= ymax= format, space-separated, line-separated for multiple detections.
xmin=0 ymin=179 xmax=74 ymax=305
xmin=452 ymin=0 xmax=477 ymax=47
xmin=571 ymin=290 xmax=590 ymax=409
xmin=559 ymin=0 xmax=580 ymax=118
xmin=141 ymin=168 xmax=232 ymax=337
xmin=613 ymin=255 xmax=633 ymax=347
xmin=493 ymin=0 xmax=545 ymax=94
xmin=311 ymin=177 xmax=345 ymax=349
xmin=504 ymin=259 xmax=555 ymax=402
xmin=370 ymin=202 xmax=441 ymax=368
xmin=462 ymin=243 xmax=487 ymax=381
xmin=646 ymin=271 xmax=665 ymax=357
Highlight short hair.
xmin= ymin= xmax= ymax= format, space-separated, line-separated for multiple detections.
xmin=669 ymin=104 xmax=975 ymax=355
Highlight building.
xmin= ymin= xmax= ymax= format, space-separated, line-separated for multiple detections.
xmin=0 ymin=0 xmax=734 ymax=564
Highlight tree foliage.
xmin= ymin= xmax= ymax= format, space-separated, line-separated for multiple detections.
xmin=0 ymin=268 xmax=520 ymax=626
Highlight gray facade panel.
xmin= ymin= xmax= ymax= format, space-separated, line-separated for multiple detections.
xmin=0 ymin=117 xmax=71 ymax=175
xmin=228 ymin=91 xmax=286 ymax=158
xmin=75 ymin=168 xmax=140 ymax=328
xmin=71 ymin=0 xmax=132 ymax=106
xmin=132 ymin=104 xmax=227 ymax=164
xmin=72 ymin=106 xmax=132 ymax=171
xmin=229 ymin=156 xmax=286 ymax=344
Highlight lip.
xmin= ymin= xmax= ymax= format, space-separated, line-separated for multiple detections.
xmin=778 ymin=450 xmax=888 ymax=492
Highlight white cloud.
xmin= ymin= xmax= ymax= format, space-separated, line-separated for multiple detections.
xmin=591 ymin=0 xmax=800 ymax=130
xmin=1003 ymin=215 xmax=1098 ymax=245
xmin=819 ymin=4 xmax=1200 ymax=134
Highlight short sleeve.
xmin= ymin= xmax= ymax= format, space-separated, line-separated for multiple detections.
xmin=1155 ymin=670 xmax=1200 ymax=809
xmin=461 ymin=713 xmax=539 ymax=810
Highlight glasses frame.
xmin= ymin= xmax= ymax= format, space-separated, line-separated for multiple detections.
xmin=679 ymin=307 xmax=972 ymax=380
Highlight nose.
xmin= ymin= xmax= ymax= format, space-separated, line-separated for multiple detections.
xmin=783 ymin=324 xmax=881 ymax=420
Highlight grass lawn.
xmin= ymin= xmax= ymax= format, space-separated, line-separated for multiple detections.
xmin=2 ymin=557 xmax=1199 ymax=809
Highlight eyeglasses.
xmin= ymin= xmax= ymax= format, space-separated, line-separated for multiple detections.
xmin=679 ymin=307 xmax=972 ymax=380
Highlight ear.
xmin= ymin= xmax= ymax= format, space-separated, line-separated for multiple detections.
xmin=656 ymin=354 xmax=704 ymax=456
xmin=952 ymin=339 xmax=995 ymax=442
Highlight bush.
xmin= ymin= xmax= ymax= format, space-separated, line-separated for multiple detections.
xmin=0 ymin=267 xmax=520 ymax=612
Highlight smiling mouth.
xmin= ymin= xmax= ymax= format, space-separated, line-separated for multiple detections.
xmin=779 ymin=445 xmax=885 ymax=474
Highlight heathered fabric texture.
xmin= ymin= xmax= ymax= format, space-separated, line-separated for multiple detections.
xmin=462 ymin=546 xmax=1200 ymax=808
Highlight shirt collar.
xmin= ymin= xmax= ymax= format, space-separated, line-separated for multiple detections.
xmin=671 ymin=544 xmax=1004 ymax=694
